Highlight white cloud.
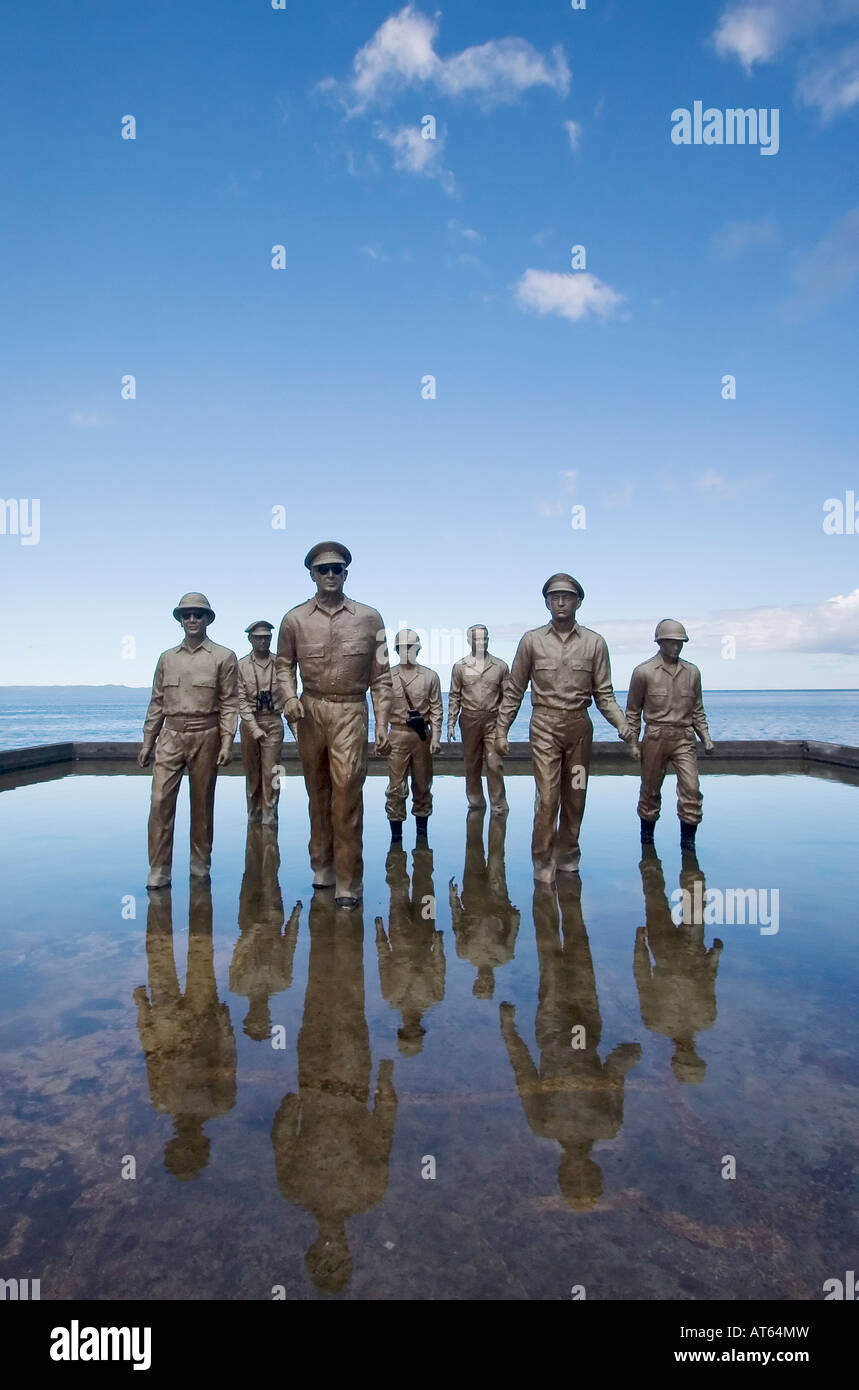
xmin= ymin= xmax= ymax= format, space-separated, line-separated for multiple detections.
xmin=563 ymin=119 xmax=582 ymax=151
xmin=708 ymin=216 xmax=780 ymax=262
xmin=798 ymin=42 xmax=859 ymax=119
xmin=535 ymin=498 xmax=565 ymax=518
xmin=712 ymin=4 xmax=784 ymax=70
xmin=598 ymin=590 xmax=859 ymax=656
xmin=514 ymin=269 xmax=624 ymax=323
xmin=712 ymin=1 xmax=859 ymax=124
xmin=374 ymin=122 xmax=455 ymax=193
xmin=783 ymin=206 xmax=859 ymax=320
xmin=332 ymin=4 xmax=570 ymax=113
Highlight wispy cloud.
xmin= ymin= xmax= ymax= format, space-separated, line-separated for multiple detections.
xmin=514 ymin=269 xmax=624 ymax=323
xmin=782 ymin=206 xmax=859 ymax=320
xmin=602 ymin=484 xmax=634 ymax=509
xmin=563 ymin=119 xmax=582 ymax=152
xmin=447 ymin=219 xmax=484 ymax=245
xmin=712 ymin=1 xmax=859 ymax=120
xmin=708 ymin=216 xmax=780 ymax=262
xmin=68 ymin=410 xmax=105 ymax=429
xmin=798 ymin=42 xmax=859 ymax=120
xmin=696 ymin=470 xmax=740 ymax=498
xmin=598 ymin=589 xmax=859 ymax=655
xmin=326 ymin=4 xmax=570 ymax=114
xmin=374 ymin=122 xmax=455 ymax=193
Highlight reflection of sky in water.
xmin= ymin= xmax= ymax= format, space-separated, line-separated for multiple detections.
xmin=0 ymin=772 xmax=856 ymax=1300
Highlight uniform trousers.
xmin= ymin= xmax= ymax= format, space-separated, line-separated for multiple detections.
xmin=240 ymin=712 xmax=284 ymax=824
xmin=637 ymin=724 xmax=703 ymax=824
xmin=297 ymin=693 xmax=368 ymax=898
xmin=385 ymin=726 xmax=433 ymax=821
xmin=147 ymin=719 xmax=221 ymax=888
xmin=530 ymin=707 xmax=594 ymax=877
xmin=459 ymin=708 xmax=507 ymax=810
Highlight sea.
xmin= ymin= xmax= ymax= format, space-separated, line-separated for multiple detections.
xmin=1 ymin=687 xmax=858 ymax=751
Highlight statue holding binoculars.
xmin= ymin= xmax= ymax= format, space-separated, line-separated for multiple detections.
xmin=238 ymin=620 xmax=286 ymax=826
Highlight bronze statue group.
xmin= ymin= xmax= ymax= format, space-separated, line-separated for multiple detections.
xmin=139 ymin=540 xmax=715 ymax=905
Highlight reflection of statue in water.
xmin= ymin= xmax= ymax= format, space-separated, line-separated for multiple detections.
xmin=449 ymin=811 xmax=520 ymax=999
xmin=229 ymin=825 xmax=301 ymax=1041
xmin=375 ymin=845 xmax=445 ymax=1056
xmin=271 ymin=895 xmax=397 ymax=1295
xmin=500 ymin=877 xmax=640 ymax=1210
xmin=133 ymin=885 xmax=237 ymax=1181
xmin=634 ymin=847 xmax=723 ymax=1084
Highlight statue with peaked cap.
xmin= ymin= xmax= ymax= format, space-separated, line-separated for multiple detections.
xmin=238 ymin=619 xmax=285 ymax=825
xmin=626 ymin=619 xmax=715 ymax=850
xmin=275 ymin=543 xmax=393 ymax=908
xmin=139 ymin=593 xmax=239 ymax=889
xmin=495 ymin=574 xmax=636 ymax=882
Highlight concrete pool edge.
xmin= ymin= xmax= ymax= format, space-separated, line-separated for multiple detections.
xmin=1 ymin=738 xmax=858 ymax=789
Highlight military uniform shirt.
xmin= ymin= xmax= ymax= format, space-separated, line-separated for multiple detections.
xmin=448 ymin=653 xmax=508 ymax=724
xmin=496 ymin=622 xmax=629 ymax=736
xmin=238 ymin=653 xmax=284 ymax=734
xmin=625 ymin=654 xmax=711 ymax=741
xmin=276 ymin=595 xmax=392 ymax=702
xmin=143 ymin=638 xmax=239 ymax=744
xmin=390 ymin=664 xmax=443 ymax=742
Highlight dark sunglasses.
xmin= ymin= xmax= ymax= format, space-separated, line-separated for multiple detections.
xmin=181 ymin=610 xmax=206 ymax=619
xmin=314 ymin=563 xmax=344 ymax=576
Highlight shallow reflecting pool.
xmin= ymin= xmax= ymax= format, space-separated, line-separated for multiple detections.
xmin=0 ymin=770 xmax=856 ymax=1299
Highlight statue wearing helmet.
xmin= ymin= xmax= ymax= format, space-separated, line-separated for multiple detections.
xmin=625 ymin=619 xmax=715 ymax=850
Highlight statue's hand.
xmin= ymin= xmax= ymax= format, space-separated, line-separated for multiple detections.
xmin=495 ymin=731 xmax=510 ymax=757
xmin=703 ymin=740 xmax=715 ymax=755
xmin=137 ymin=745 xmax=153 ymax=768
xmin=217 ymin=740 xmax=232 ymax=767
xmin=284 ymin=697 xmax=304 ymax=722
xmin=430 ymin=737 xmax=441 ymax=756
xmin=630 ymin=741 xmax=642 ymax=762
xmin=375 ymin=729 xmax=391 ymax=757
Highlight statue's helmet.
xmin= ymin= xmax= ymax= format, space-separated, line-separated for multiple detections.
xmin=654 ymin=619 xmax=689 ymax=642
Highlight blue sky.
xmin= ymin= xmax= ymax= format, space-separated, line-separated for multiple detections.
xmin=1 ymin=0 xmax=858 ymax=688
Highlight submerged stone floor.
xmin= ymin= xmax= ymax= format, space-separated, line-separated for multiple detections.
xmin=0 ymin=771 xmax=856 ymax=1300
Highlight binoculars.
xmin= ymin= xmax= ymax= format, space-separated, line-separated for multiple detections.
xmin=256 ymin=690 xmax=275 ymax=712
xmin=406 ymin=708 xmax=429 ymax=741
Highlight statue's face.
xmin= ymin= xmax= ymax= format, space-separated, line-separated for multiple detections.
xmin=469 ymin=626 xmax=488 ymax=655
xmin=545 ymin=591 xmax=580 ymax=623
xmin=658 ymin=638 xmax=683 ymax=661
xmin=312 ymin=562 xmax=346 ymax=599
xmin=179 ymin=609 xmax=208 ymax=641
xmin=396 ymin=640 xmax=420 ymax=665
xmin=250 ymin=631 xmax=272 ymax=656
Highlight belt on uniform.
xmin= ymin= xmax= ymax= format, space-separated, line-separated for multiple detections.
xmin=389 ymin=719 xmax=426 ymax=730
xmin=531 ymin=703 xmax=591 ymax=718
xmin=646 ymin=721 xmax=693 ymax=730
xmin=301 ymin=689 xmax=366 ymax=705
xmin=165 ymin=714 xmax=220 ymax=731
